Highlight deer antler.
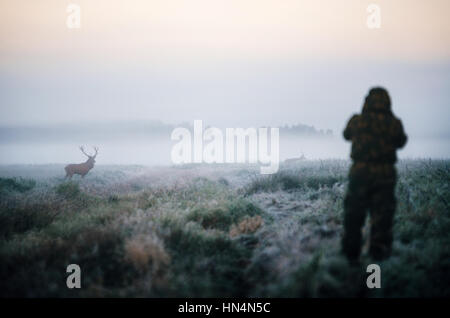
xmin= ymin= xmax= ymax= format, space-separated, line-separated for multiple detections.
xmin=79 ymin=146 xmax=91 ymax=157
xmin=92 ymin=146 xmax=98 ymax=158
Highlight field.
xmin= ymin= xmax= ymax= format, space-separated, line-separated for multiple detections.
xmin=0 ymin=159 xmax=449 ymax=297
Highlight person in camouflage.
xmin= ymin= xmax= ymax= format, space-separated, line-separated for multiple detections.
xmin=342 ymin=87 xmax=407 ymax=261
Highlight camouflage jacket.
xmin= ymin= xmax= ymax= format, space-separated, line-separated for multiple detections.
xmin=344 ymin=90 xmax=407 ymax=163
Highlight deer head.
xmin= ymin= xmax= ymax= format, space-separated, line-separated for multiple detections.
xmin=79 ymin=146 xmax=98 ymax=166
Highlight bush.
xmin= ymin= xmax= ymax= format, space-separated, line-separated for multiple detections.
xmin=0 ymin=205 xmax=57 ymax=239
xmin=244 ymin=172 xmax=343 ymax=194
xmin=0 ymin=177 xmax=35 ymax=193
xmin=55 ymin=182 xmax=81 ymax=199
xmin=186 ymin=199 xmax=264 ymax=231
xmin=229 ymin=215 xmax=264 ymax=237
xmin=161 ymin=223 xmax=252 ymax=297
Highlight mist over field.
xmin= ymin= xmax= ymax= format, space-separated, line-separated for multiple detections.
xmin=1 ymin=1 xmax=450 ymax=166
xmin=0 ymin=122 xmax=448 ymax=165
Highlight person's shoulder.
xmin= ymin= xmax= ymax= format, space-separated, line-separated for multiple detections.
xmin=347 ymin=114 xmax=361 ymax=125
xmin=391 ymin=115 xmax=404 ymax=126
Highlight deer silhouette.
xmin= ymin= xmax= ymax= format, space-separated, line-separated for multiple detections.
xmin=65 ymin=146 xmax=98 ymax=179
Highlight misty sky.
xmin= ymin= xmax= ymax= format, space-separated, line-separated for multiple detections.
xmin=1 ymin=0 xmax=450 ymax=139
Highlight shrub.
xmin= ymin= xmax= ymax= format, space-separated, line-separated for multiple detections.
xmin=244 ymin=172 xmax=343 ymax=195
xmin=0 ymin=177 xmax=35 ymax=193
xmin=229 ymin=215 xmax=264 ymax=237
xmin=244 ymin=173 xmax=302 ymax=194
xmin=55 ymin=181 xmax=81 ymax=199
xmin=186 ymin=199 xmax=264 ymax=231
xmin=161 ymin=223 xmax=252 ymax=297
xmin=0 ymin=205 xmax=57 ymax=239
xmin=124 ymin=234 xmax=170 ymax=274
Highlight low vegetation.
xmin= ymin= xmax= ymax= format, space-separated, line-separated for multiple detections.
xmin=0 ymin=160 xmax=448 ymax=297
xmin=0 ymin=177 xmax=36 ymax=194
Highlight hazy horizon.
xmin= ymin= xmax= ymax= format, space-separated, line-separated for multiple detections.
xmin=0 ymin=120 xmax=448 ymax=165
xmin=1 ymin=1 xmax=449 ymax=164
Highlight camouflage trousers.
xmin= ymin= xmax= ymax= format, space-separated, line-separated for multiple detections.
xmin=342 ymin=162 xmax=397 ymax=261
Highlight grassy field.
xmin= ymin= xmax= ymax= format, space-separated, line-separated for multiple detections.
xmin=0 ymin=160 xmax=449 ymax=297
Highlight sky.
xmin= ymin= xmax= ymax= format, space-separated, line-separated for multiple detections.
xmin=0 ymin=0 xmax=449 ymax=140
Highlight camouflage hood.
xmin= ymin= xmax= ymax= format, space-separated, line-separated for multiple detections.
xmin=362 ymin=87 xmax=392 ymax=115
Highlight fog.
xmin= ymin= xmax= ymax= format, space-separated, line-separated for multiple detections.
xmin=1 ymin=61 xmax=450 ymax=138
xmin=0 ymin=127 xmax=448 ymax=165
xmin=1 ymin=0 xmax=449 ymax=164
xmin=1 ymin=60 xmax=450 ymax=165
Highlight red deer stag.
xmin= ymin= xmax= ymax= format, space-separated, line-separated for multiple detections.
xmin=65 ymin=146 xmax=98 ymax=179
